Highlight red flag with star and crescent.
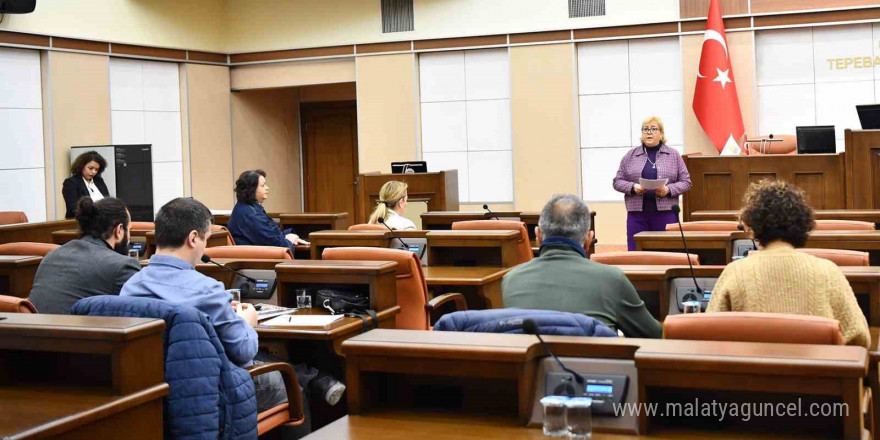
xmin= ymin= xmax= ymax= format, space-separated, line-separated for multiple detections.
xmin=693 ymin=0 xmax=746 ymax=155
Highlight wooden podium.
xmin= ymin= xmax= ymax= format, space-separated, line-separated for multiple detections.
xmin=357 ymin=171 xmax=459 ymax=224
xmin=846 ymin=129 xmax=880 ymax=209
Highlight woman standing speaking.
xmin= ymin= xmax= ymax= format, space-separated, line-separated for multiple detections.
xmin=613 ymin=116 xmax=692 ymax=251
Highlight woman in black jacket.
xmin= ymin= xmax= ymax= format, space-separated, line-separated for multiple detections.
xmin=62 ymin=150 xmax=110 ymax=219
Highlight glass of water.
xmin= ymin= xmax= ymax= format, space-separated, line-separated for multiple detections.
xmin=683 ymin=300 xmax=702 ymax=314
xmin=128 ymin=249 xmax=139 ymax=260
xmin=227 ymin=288 xmax=241 ymax=304
xmin=540 ymin=396 xmax=568 ymax=437
xmin=296 ymin=289 xmax=311 ymax=309
xmin=566 ymin=397 xmax=593 ymax=439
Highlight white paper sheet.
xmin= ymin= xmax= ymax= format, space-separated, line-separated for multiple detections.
xmin=638 ymin=178 xmax=668 ymax=190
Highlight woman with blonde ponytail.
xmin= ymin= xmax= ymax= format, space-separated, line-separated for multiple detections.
xmin=368 ymin=181 xmax=416 ymax=230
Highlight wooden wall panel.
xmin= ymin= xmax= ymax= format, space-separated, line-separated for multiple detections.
xmin=682 ymin=154 xmax=846 ymax=219
xmin=186 ymin=64 xmax=234 ymax=210
xmin=510 ymin=43 xmax=579 ymax=211
xmin=46 ymin=52 xmax=112 ymax=219
xmin=752 ymin=0 xmax=880 ymax=14
xmin=356 ymin=54 xmax=419 ymax=174
xmin=230 ymin=59 xmax=355 ymax=91
xmin=230 ymin=88 xmax=302 ymax=213
xmin=755 ymin=8 xmax=880 ymax=27
xmin=680 ymin=0 xmax=749 ymax=19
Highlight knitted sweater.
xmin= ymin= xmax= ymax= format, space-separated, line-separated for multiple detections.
xmin=706 ymin=243 xmax=870 ymax=348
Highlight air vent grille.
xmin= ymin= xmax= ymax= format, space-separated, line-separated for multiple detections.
xmin=569 ymin=0 xmax=605 ymax=18
xmin=382 ymin=0 xmax=414 ymax=33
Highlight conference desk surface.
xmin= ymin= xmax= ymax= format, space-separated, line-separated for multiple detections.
xmin=635 ymin=230 xmax=880 ymax=264
xmin=691 ymin=209 xmax=880 ymax=225
xmin=423 ymin=266 xmax=509 ymax=309
xmin=0 ymin=255 xmax=41 ymax=298
xmin=305 ymin=412 xmax=826 ymax=440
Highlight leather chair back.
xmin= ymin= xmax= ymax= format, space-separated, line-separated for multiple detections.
xmin=0 ymin=295 xmax=37 ymax=313
xmin=813 ymin=220 xmax=875 ymax=231
xmin=0 ymin=242 xmax=59 ymax=257
xmin=323 ymin=247 xmax=430 ymax=330
xmin=665 ymin=221 xmax=740 ymax=232
xmin=451 ymin=220 xmax=533 ymax=264
xmin=210 ymin=224 xmax=236 ymax=246
xmin=590 ymin=251 xmax=699 ymax=266
xmin=204 ymin=245 xmax=293 ymax=260
xmin=349 ymin=224 xmax=387 ymax=231
xmin=130 ymin=221 xmax=155 ymax=230
xmin=746 ymin=134 xmax=796 ymax=155
xmin=0 ymin=211 xmax=27 ymax=225
xmin=664 ymin=312 xmax=843 ymax=345
xmin=797 ymin=248 xmax=869 ymax=266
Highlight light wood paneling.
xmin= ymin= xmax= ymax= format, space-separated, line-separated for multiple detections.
xmin=230 ymin=46 xmax=354 ymax=64
xmin=230 ymin=88 xmax=302 ymax=213
xmin=752 ymin=0 xmax=880 ymax=14
xmin=186 ymin=64 xmax=234 ymax=209
xmin=680 ymin=31 xmax=756 ymax=156
xmin=356 ymin=54 xmax=419 ymax=174
xmin=230 ymin=59 xmax=356 ymax=91
xmin=680 ymin=0 xmax=749 ymax=19
xmin=574 ymin=22 xmax=679 ymax=40
xmin=46 ymin=52 xmax=112 ymax=219
xmin=754 ymin=7 xmax=880 ymax=27
xmin=510 ymin=43 xmax=578 ymax=211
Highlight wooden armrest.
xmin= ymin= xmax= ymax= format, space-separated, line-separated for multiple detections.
xmin=426 ymin=293 xmax=467 ymax=326
xmin=246 ymin=362 xmax=304 ymax=423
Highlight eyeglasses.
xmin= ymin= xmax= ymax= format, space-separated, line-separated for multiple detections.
xmin=641 ymin=127 xmax=660 ymax=134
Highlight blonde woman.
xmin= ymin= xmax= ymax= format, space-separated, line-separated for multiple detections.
xmin=368 ymin=181 xmax=416 ymax=230
xmin=612 ymin=116 xmax=692 ymax=250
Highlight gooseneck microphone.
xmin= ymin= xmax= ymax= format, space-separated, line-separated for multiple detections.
xmin=736 ymin=224 xmax=759 ymax=257
xmin=670 ymin=205 xmax=702 ymax=298
xmin=523 ymin=319 xmax=584 ymax=385
xmin=377 ymin=217 xmax=410 ymax=249
xmin=483 ymin=204 xmax=499 ymax=220
xmin=201 ymin=255 xmax=257 ymax=284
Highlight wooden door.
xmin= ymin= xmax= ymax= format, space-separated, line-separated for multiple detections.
xmin=301 ymin=101 xmax=359 ymax=219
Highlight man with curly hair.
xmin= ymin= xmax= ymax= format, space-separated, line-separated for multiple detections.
xmin=706 ymin=180 xmax=870 ymax=348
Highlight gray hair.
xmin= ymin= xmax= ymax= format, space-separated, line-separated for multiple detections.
xmin=538 ymin=194 xmax=591 ymax=243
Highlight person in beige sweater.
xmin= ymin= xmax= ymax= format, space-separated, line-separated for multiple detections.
xmin=706 ymin=180 xmax=870 ymax=348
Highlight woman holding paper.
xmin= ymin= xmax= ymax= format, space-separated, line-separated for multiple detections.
xmin=613 ymin=116 xmax=692 ymax=251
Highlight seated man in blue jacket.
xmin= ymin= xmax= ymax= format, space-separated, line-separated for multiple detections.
xmin=121 ymin=198 xmax=344 ymax=429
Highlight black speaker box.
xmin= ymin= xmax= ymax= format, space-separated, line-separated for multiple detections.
xmin=0 ymin=0 xmax=36 ymax=14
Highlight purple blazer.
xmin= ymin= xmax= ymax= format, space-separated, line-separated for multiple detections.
xmin=612 ymin=144 xmax=692 ymax=212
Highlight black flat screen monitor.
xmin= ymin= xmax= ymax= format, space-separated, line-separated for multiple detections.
xmin=391 ymin=161 xmax=427 ymax=174
xmin=796 ymin=126 xmax=836 ymax=154
xmin=857 ymin=104 xmax=880 ymax=129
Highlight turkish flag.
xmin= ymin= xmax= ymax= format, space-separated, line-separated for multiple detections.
xmin=693 ymin=0 xmax=746 ymax=155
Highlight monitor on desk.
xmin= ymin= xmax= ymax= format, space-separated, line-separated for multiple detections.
xmin=391 ymin=161 xmax=427 ymax=174
xmin=857 ymin=104 xmax=880 ymax=129
xmin=795 ymin=126 xmax=836 ymax=154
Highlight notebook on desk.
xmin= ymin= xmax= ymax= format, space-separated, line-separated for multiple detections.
xmin=261 ymin=314 xmax=345 ymax=329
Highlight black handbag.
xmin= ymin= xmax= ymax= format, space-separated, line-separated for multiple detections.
xmin=315 ymin=288 xmax=378 ymax=332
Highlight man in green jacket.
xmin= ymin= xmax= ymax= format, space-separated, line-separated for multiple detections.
xmin=502 ymin=194 xmax=662 ymax=338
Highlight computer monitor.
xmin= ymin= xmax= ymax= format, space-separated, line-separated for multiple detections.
xmin=795 ymin=126 xmax=836 ymax=154
xmin=857 ymin=104 xmax=880 ymax=129
xmin=391 ymin=161 xmax=427 ymax=174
